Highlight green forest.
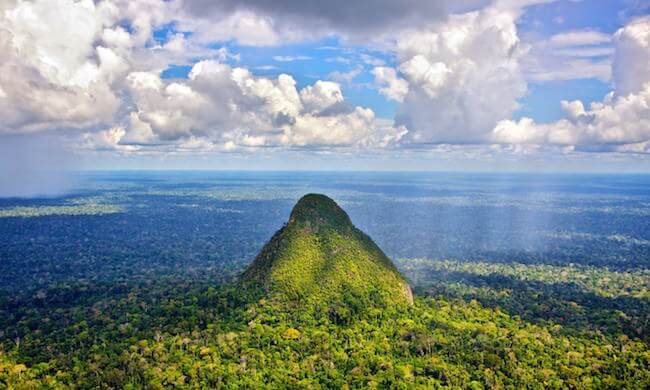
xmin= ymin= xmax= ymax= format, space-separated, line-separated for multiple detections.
xmin=1 ymin=194 xmax=649 ymax=388
xmin=2 ymin=279 xmax=648 ymax=388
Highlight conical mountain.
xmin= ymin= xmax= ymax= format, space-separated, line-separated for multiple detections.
xmin=242 ymin=194 xmax=413 ymax=306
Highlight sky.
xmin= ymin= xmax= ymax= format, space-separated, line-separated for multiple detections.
xmin=1 ymin=0 xmax=650 ymax=188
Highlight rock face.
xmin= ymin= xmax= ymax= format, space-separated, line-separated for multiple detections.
xmin=242 ymin=194 xmax=413 ymax=306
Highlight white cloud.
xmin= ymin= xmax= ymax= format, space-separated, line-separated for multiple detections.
xmin=299 ymin=81 xmax=344 ymax=113
xmin=284 ymin=107 xmax=376 ymax=146
xmin=613 ymin=16 xmax=650 ymax=96
xmin=388 ymin=5 xmax=528 ymax=143
xmin=360 ymin=54 xmax=384 ymax=66
xmin=523 ymin=29 xmax=613 ymax=82
xmin=399 ymin=56 xmax=450 ymax=98
xmin=4 ymin=0 xmax=113 ymax=87
xmin=273 ymin=55 xmax=312 ymax=62
xmin=81 ymin=126 xmax=138 ymax=152
xmin=87 ymin=61 xmax=402 ymax=151
xmin=372 ymin=67 xmax=409 ymax=102
xmin=176 ymin=9 xmax=304 ymax=47
xmin=328 ymin=65 xmax=363 ymax=84
xmin=553 ymin=47 xmax=613 ymax=58
xmin=495 ymin=0 xmax=558 ymax=8
xmin=525 ymin=58 xmax=611 ymax=82
xmin=0 ymin=0 xmax=218 ymax=135
xmin=547 ymin=30 xmax=611 ymax=47
xmin=0 ymin=0 xmax=125 ymax=133
xmin=2 ymin=0 xmax=405 ymax=153
xmin=493 ymin=84 xmax=650 ymax=147
xmin=1 ymin=0 xmax=647 ymax=162
xmin=120 ymin=113 xmax=157 ymax=145
xmin=102 ymin=26 xmax=134 ymax=50
xmin=256 ymin=65 xmax=279 ymax=70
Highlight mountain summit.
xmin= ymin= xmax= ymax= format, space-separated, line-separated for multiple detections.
xmin=242 ymin=194 xmax=413 ymax=306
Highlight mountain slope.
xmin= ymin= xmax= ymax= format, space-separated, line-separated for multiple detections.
xmin=242 ymin=194 xmax=413 ymax=306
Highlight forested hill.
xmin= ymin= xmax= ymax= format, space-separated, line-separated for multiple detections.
xmin=242 ymin=193 xmax=413 ymax=306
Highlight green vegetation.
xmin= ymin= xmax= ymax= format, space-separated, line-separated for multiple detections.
xmin=399 ymin=258 xmax=650 ymax=342
xmin=1 ymin=193 xmax=649 ymax=388
xmin=400 ymin=259 xmax=650 ymax=299
xmin=1 ymin=279 xmax=648 ymax=388
xmin=242 ymin=194 xmax=413 ymax=307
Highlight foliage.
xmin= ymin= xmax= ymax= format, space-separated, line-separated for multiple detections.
xmin=1 ymin=281 xmax=648 ymax=388
xmin=2 ymin=173 xmax=650 ymax=387
xmin=242 ymin=194 xmax=413 ymax=307
xmin=400 ymin=258 xmax=650 ymax=341
xmin=401 ymin=259 xmax=650 ymax=299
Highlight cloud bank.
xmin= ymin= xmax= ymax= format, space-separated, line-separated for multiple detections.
xmin=0 ymin=0 xmax=649 ymax=185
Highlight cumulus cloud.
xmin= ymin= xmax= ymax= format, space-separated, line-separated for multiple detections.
xmin=0 ymin=0 xmax=555 ymax=155
xmin=79 ymin=60 xmax=405 ymax=152
xmin=492 ymin=16 xmax=650 ymax=150
xmin=1 ymin=0 xmax=649 ymax=173
xmin=300 ymin=81 xmax=344 ymax=113
xmin=0 ymin=0 xmax=409 ymax=157
xmin=0 ymin=0 xmax=124 ymax=133
xmin=613 ymin=17 xmax=650 ymax=96
xmin=387 ymin=4 xmax=528 ymax=144
xmin=372 ymin=67 xmax=409 ymax=102
xmin=328 ymin=65 xmax=363 ymax=84
xmin=493 ymin=84 xmax=650 ymax=147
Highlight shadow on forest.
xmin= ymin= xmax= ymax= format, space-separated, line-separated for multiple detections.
xmin=411 ymin=270 xmax=649 ymax=341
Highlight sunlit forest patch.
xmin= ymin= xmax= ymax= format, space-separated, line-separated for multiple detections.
xmin=398 ymin=258 xmax=650 ymax=341
xmin=399 ymin=258 xmax=650 ymax=299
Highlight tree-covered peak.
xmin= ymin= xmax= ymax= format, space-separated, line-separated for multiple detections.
xmin=288 ymin=194 xmax=353 ymax=231
xmin=242 ymin=194 xmax=413 ymax=307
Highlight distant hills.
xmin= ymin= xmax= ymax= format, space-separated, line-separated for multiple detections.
xmin=242 ymin=193 xmax=413 ymax=307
